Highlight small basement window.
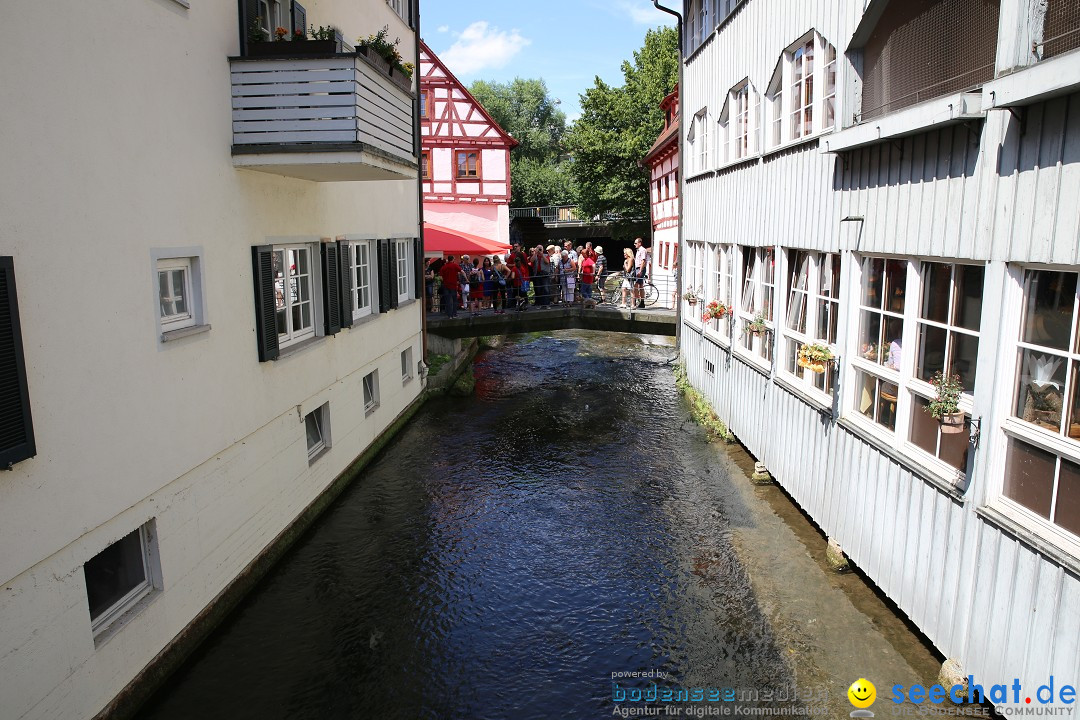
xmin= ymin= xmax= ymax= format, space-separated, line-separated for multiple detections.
xmin=85 ymin=523 xmax=159 ymax=637
xmin=305 ymin=402 xmax=330 ymax=461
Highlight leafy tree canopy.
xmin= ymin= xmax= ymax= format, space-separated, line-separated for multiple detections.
xmin=566 ymin=26 xmax=679 ymax=219
xmin=469 ymin=77 xmax=576 ymax=206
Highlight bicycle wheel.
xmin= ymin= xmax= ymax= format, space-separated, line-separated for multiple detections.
xmin=644 ymin=282 xmax=659 ymax=306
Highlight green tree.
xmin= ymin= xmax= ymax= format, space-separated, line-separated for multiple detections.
xmin=469 ymin=78 xmax=577 ymax=207
xmin=567 ymin=26 xmax=679 ymax=219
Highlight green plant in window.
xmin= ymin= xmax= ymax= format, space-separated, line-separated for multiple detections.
xmin=925 ymin=371 xmax=962 ymax=419
xmin=744 ymin=312 xmax=769 ymax=336
xmin=356 ymin=25 xmax=413 ymax=79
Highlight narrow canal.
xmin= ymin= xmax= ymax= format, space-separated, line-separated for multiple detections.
xmin=140 ymin=330 xmax=939 ymax=719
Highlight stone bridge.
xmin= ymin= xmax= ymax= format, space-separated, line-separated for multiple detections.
xmin=426 ymin=305 xmax=676 ymax=340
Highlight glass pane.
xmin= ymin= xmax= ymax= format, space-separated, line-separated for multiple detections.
xmin=788 ymin=340 xmax=801 ymax=375
xmin=857 ymin=371 xmax=877 ymax=420
xmin=1057 ymin=459 xmax=1080 ymax=536
xmin=920 ymin=262 xmax=951 ymax=324
xmin=878 ymin=381 xmax=898 ymax=431
xmin=884 ymin=317 xmax=903 ymax=370
xmin=305 ymin=413 xmax=323 ymax=451
xmin=300 ymin=302 xmax=311 ymax=330
xmin=916 ymin=324 xmax=947 ymax=382
xmin=954 ymin=264 xmax=984 ymax=331
xmin=84 ymin=529 xmax=146 ymax=620
xmin=1068 ymin=361 xmax=1080 ymax=441
xmin=158 ymin=272 xmax=173 ymax=315
xmin=1015 ymin=349 xmax=1067 ymax=431
xmin=910 ymin=394 xmax=939 ymax=457
xmin=1022 ymin=270 xmax=1075 ymax=351
xmin=862 ymin=257 xmax=884 ymax=308
xmin=884 ymin=259 xmax=906 ymax=313
xmin=171 ymin=270 xmax=187 ymax=315
xmin=859 ymin=310 xmax=883 ymax=364
xmin=294 ymin=248 xmax=308 ymax=276
xmin=1004 ymin=438 xmax=1056 ymax=520
xmin=950 ymin=331 xmax=979 ymax=391
xmin=292 ymin=304 xmax=302 ymax=332
xmin=817 ymin=299 xmax=839 ymax=343
xmin=762 ymin=248 xmax=775 ymax=283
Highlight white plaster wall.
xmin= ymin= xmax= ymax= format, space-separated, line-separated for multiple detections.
xmin=0 ymin=1 xmax=422 ymax=717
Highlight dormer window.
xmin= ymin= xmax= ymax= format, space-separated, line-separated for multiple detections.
xmin=718 ymin=80 xmax=759 ymax=164
xmin=687 ymin=108 xmax=710 ymax=174
xmin=765 ymin=31 xmax=837 ymax=149
xmin=855 ymin=0 xmax=1000 ymax=122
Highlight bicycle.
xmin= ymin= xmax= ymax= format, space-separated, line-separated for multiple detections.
xmin=595 ymin=272 xmax=658 ymax=307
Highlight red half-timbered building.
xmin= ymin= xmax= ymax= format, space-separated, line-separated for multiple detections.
xmin=642 ymin=84 xmax=679 ymax=308
xmin=420 ymin=40 xmax=517 ymax=252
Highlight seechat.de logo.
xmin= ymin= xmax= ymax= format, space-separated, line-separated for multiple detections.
xmin=848 ymin=678 xmax=877 ymax=718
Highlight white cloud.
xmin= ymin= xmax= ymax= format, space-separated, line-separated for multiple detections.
xmin=439 ymin=21 xmax=531 ymax=75
xmin=613 ymin=0 xmax=674 ymax=25
xmin=436 ymin=25 xmax=449 ymax=33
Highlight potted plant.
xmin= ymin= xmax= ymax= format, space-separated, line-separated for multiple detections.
xmin=683 ymin=290 xmax=699 ymax=305
xmin=744 ymin=313 xmax=769 ymax=336
xmin=925 ymin=371 xmax=965 ymax=434
xmin=356 ymin=26 xmax=414 ymax=89
xmin=797 ymin=342 xmax=834 ymax=373
xmin=245 ymin=23 xmax=346 ymax=57
xmin=702 ymin=300 xmax=728 ymax=323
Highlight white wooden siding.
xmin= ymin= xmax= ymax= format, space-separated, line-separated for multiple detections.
xmin=231 ymin=56 xmax=413 ymax=161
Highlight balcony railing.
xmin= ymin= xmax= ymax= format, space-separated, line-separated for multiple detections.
xmin=510 ymin=206 xmax=647 ymax=225
xmin=230 ymin=53 xmax=415 ymax=181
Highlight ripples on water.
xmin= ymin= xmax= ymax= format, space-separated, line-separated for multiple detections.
xmin=140 ymin=331 xmax=794 ymax=720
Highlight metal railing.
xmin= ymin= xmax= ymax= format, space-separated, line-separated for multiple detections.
xmin=509 ymin=206 xmax=584 ymax=225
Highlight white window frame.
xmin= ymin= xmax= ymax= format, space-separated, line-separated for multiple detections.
xmin=688 ymin=109 xmax=710 ymax=175
xmin=363 ymin=369 xmax=380 ymax=416
xmin=401 ymin=346 xmax=414 ymax=384
xmin=257 ymin=0 xmax=285 ymax=35
xmin=305 ymin=402 xmax=330 ymax=462
xmin=386 ymin=0 xmax=408 ymax=23
xmin=349 ymin=240 xmax=376 ymax=322
xmin=718 ymin=81 xmax=760 ymax=165
xmin=780 ymin=250 xmax=841 ymax=400
xmin=989 ymin=265 xmax=1080 ymax=552
xmin=704 ymin=243 xmax=734 ymax=343
xmin=157 ymin=258 xmax=194 ymax=331
xmin=684 ymin=240 xmax=706 ymax=324
xmin=273 ymin=244 xmax=319 ymax=349
xmin=765 ymin=31 xmax=838 ymax=151
xmin=735 ymin=246 xmax=776 ymax=366
xmin=152 ymin=248 xmax=208 ymax=342
xmin=85 ymin=522 xmax=161 ymax=638
xmin=845 ymin=257 xmax=983 ymax=479
xmin=395 ymin=239 xmax=413 ymax=304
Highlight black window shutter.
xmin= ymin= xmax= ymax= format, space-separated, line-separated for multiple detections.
xmin=389 ymin=241 xmax=400 ymax=310
xmin=322 ymin=242 xmax=342 ymax=336
xmin=377 ymin=239 xmax=393 ymax=314
xmin=0 ymin=258 xmax=35 ymax=468
xmin=413 ymin=238 xmax=423 ymax=299
xmin=291 ymin=1 xmax=306 ymax=35
xmin=251 ymin=245 xmax=280 ymax=362
xmin=338 ymin=241 xmax=353 ymax=329
xmin=240 ymin=0 xmax=259 ymax=54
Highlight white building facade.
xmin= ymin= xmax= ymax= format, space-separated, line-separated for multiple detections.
xmin=680 ymin=0 xmax=1080 ymax=709
xmin=0 ymin=1 xmax=423 ymax=718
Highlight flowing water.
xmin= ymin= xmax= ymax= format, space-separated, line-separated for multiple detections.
xmin=139 ymin=331 xmax=932 ymax=719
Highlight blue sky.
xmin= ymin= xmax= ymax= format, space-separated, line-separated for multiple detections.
xmin=418 ymin=0 xmax=675 ymax=123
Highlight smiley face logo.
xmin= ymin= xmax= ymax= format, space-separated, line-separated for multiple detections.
xmin=848 ymin=678 xmax=877 ymax=709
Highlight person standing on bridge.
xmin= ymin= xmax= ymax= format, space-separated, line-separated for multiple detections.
xmin=438 ymin=255 xmax=464 ymax=319
xmin=594 ymin=246 xmax=607 ymax=302
xmin=580 ymin=252 xmax=595 ymax=303
xmin=532 ymin=245 xmax=551 ymax=307
xmin=633 ymin=237 xmax=649 ymax=309
xmin=620 ymin=248 xmax=634 ymax=309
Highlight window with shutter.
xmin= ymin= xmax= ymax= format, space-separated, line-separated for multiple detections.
xmin=338 ymin=240 xmax=353 ymax=329
xmin=251 ymin=246 xmax=280 ymax=362
xmin=0 ymin=257 xmax=35 ymax=468
xmin=377 ymin=239 xmax=394 ymax=313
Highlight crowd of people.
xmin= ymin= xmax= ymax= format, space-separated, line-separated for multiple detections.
xmin=426 ymin=238 xmax=652 ymax=317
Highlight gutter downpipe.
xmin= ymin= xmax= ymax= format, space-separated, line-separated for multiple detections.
xmin=413 ymin=4 xmax=427 ymax=361
xmin=652 ymin=1 xmax=684 ymax=358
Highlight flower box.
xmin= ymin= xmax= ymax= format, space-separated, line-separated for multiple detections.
xmin=939 ymin=411 xmax=966 ymax=434
xmin=357 ymin=46 xmax=413 ymax=93
xmin=797 ymin=356 xmax=828 ymax=374
xmin=246 ymin=39 xmax=343 ymax=57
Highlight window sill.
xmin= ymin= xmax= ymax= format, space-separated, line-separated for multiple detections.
xmin=685 ymin=167 xmax=716 ymax=182
xmin=731 ymin=347 xmax=772 ymax=378
xmin=760 ymin=134 xmax=823 ymax=160
xmin=169 ymin=0 xmax=190 ymax=7
xmin=983 ymin=51 xmax=1080 ymax=109
xmin=684 ymin=317 xmax=704 ymax=334
xmin=774 ymin=372 xmax=832 ymax=415
xmin=821 ymin=92 xmax=983 ymax=153
xmin=835 ymin=415 xmax=967 ymax=502
xmin=276 ymin=335 xmax=325 ymax=360
xmin=93 ymin=588 xmax=161 ymax=649
xmin=716 ymin=154 xmax=760 ymax=173
xmin=702 ymin=327 xmax=731 ymax=350
xmin=976 ymin=504 xmax=1080 ymax=578
xmin=160 ymin=323 xmax=210 ymax=343
xmin=307 ymin=445 xmax=329 ymax=465
xmin=365 ymin=402 xmax=380 ymax=417
xmin=402 ymin=374 xmax=414 ymax=386
xmin=396 ymin=297 xmax=417 ymax=309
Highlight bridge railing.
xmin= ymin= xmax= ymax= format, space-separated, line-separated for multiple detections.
xmin=510 ymin=205 xmax=584 ymax=225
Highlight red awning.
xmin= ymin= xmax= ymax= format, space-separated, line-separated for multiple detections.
xmin=423 ymin=222 xmax=510 ymax=258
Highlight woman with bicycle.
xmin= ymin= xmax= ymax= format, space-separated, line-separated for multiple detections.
xmin=620 ymin=248 xmax=634 ymax=309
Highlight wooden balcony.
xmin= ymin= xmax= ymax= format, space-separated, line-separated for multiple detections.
xmin=230 ymin=53 xmax=416 ymax=182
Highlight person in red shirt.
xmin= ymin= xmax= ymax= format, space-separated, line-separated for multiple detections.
xmin=438 ymin=255 xmax=464 ymax=318
xmin=580 ymin=254 xmax=596 ymax=302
